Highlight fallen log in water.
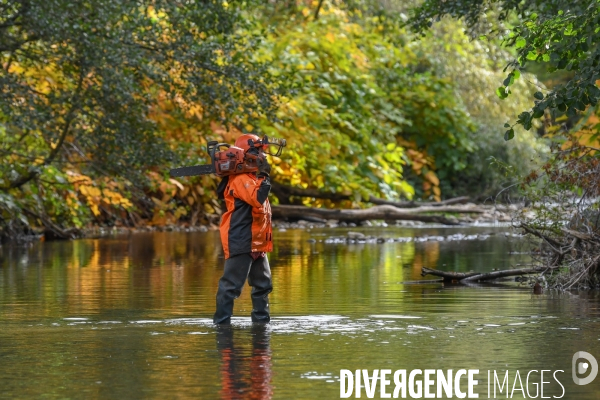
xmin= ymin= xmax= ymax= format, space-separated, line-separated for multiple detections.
xmin=421 ymin=266 xmax=555 ymax=282
xmin=368 ymin=196 xmax=471 ymax=208
xmin=271 ymin=204 xmax=463 ymax=225
xmin=270 ymin=182 xmax=471 ymax=209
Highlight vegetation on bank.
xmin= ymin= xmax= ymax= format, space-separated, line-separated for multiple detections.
xmin=408 ymin=0 xmax=600 ymax=288
xmin=0 ymin=0 xmax=543 ymax=240
xmin=1 ymin=0 xmax=277 ymax=238
xmin=1 ymin=0 xmax=597 ymax=262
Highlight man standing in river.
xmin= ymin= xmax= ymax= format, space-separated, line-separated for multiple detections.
xmin=213 ymin=133 xmax=274 ymax=324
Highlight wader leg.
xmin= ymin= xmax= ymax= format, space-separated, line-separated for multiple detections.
xmin=213 ymin=254 xmax=253 ymax=324
xmin=247 ymin=255 xmax=273 ymax=323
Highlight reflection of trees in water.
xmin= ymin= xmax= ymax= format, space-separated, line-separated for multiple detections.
xmin=0 ymin=229 xmax=533 ymax=318
xmin=217 ymin=325 xmax=273 ymax=399
xmin=410 ymin=242 xmax=440 ymax=280
xmin=0 ymin=231 xmax=226 ymax=316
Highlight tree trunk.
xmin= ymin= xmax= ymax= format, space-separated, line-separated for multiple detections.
xmin=368 ymin=196 xmax=471 ymax=208
xmin=270 ymin=182 xmax=470 ymax=208
xmin=421 ymin=266 xmax=555 ymax=282
xmin=271 ymin=204 xmax=462 ymax=225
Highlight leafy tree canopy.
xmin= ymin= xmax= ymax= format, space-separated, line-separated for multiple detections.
xmin=0 ymin=0 xmax=278 ymax=237
xmin=0 ymin=0 xmax=553 ymax=239
xmin=254 ymin=1 xmax=544 ymax=201
xmin=406 ymin=0 xmax=600 ymax=138
xmin=0 ymin=0 xmax=276 ymax=187
xmin=254 ymin=1 xmax=481 ymax=203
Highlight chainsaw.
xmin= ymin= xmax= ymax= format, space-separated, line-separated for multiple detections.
xmin=169 ymin=135 xmax=286 ymax=178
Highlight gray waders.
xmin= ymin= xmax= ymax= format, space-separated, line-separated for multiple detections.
xmin=213 ymin=253 xmax=273 ymax=324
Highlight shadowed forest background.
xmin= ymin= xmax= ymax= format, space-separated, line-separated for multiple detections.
xmin=1 ymin=0 xmax=599 ymax=242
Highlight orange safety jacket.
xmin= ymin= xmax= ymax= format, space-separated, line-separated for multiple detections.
xmin=218 ymin=173 xmax=273 ymax=259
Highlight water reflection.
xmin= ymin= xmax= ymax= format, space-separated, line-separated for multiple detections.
xmin=3 ymin=227 xmax=600 ymax=398
xmin=217 ymin=325 xmax=273 ymax=399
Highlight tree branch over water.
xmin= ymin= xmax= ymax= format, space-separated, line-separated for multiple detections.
xmin=421 ymin=266 xmax=557 ymax=282
xmin=2 ymin=63 xmax=85 ymax=191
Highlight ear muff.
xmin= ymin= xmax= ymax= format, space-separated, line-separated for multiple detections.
xmin=234 ymin=134 xmax=261 ymax=151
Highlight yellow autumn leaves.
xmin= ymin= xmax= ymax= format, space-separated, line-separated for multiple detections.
xmin=67 ymin=172 xmax=132 ymax=217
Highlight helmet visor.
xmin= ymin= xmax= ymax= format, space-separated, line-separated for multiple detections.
xmin=261 ymin=136 xmax=286 ymax=157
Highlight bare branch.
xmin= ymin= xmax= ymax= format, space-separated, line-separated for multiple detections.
xmin=422 ymin=266 xmax=559 ymax=282
xmin=0 ymin=64 xmax=86 ymax=191
xmin=314 ymin=0 xmax=325 ymax=20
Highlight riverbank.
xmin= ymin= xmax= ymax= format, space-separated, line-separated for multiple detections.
xmin=1 ymin=202 xmax=519 ymax=244
xmin=87 ymin=202 xmax=516 ymax=234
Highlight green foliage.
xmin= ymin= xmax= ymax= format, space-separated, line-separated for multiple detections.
xmin=255 ymin=3 xmax=486 ymax=202
xmin=0 ymin=0 xmax=553 ymax=238
xmin=398 ymin=18 xmax=547 ymax=198
xmin=406 ymin=0 xmax=600 ymax=136
xmin=0 ymin=0 xmax=278 ymax=238
xmin=255 ymin=7 xmax=414 ymax=202
xmin=516 ymin=106 xmax=600 ymax=287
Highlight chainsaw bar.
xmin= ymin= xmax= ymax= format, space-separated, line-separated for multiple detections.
xmin=169 ymin=164 xmax=215 ymax=177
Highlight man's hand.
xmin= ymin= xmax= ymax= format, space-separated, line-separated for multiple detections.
xmin=257 ymin=157 xmax=271 ymax=177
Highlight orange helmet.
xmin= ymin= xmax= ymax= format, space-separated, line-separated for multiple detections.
xmin=234 ymin=134 xmax=262 ymax=152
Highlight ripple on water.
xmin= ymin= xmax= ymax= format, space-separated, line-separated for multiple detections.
xmin=273 ymin=315 xmax=348 ymax=322
xmin=130 ymin=320 xmax=162 ymax=324
xmin=111 ymin=315 xmax=442 ymax=336
xmin=407 ymin=325 xmax=435 ymax=331
xmin=49 ymin=313 xmax=579 ymax=345
xmin=165 ymin=318 xmax=213 ymax=325
xmin=301 ymin=372 xmax=336 ymax=380
xmin=49 ymin=315 xmax=450 ymax=338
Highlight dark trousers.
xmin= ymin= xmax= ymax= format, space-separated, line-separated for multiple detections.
xmin=213 ymin=253 xmax=273 ymax=324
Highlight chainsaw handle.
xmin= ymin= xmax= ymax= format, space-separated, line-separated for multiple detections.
xmin=207 ymin=141 xmax=230 ymax=162
xmin=260 ymin=135 xmax=286 ymax=157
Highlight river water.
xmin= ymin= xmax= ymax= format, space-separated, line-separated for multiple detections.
xmin=1 ymin=226 xmax=600 ymax=399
